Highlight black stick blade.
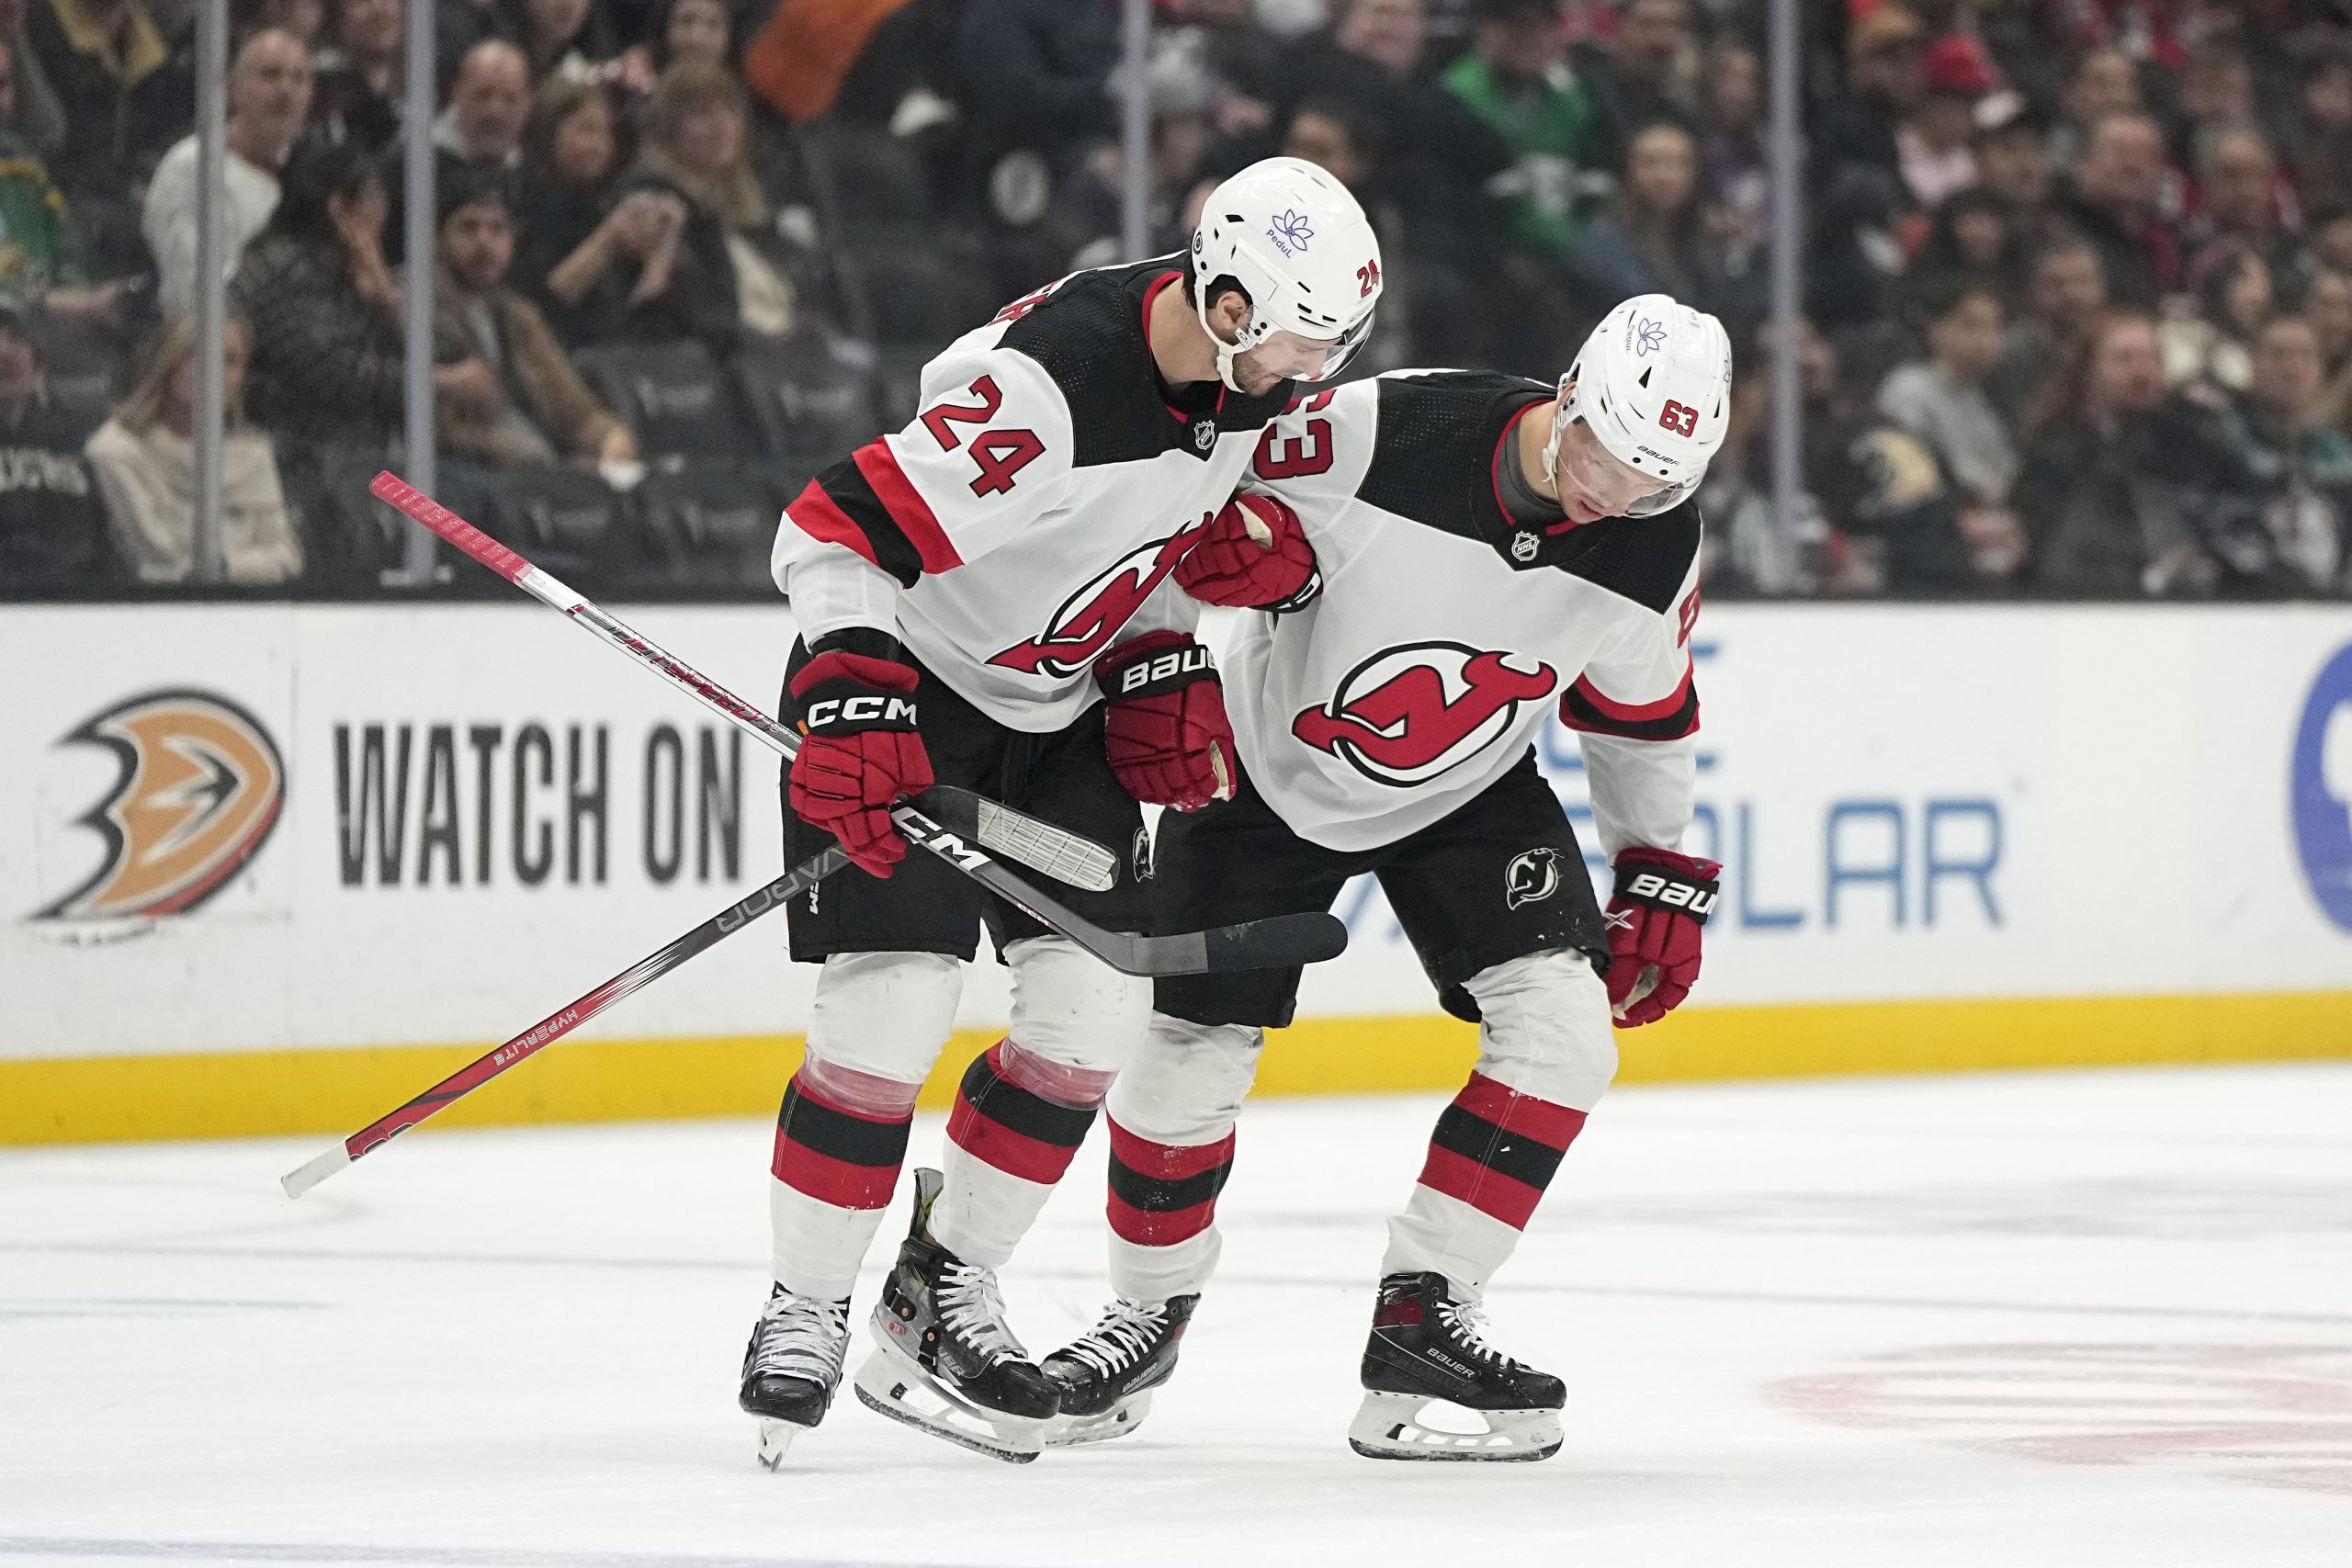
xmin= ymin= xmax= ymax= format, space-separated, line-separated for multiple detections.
xmin=1197 ymin=911 xmax=1350 ymax=973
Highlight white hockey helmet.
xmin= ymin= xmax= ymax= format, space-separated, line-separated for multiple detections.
xmin=1544 ymin=294 xmax=1734 ymax=517
xmin=1190 ymin=156 xmax=1384 ymax=393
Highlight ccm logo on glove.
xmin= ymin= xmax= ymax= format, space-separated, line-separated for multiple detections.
xmin=805 ymin=694 xmax=919 ymax=729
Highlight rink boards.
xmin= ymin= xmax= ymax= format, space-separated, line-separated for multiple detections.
xmin=3 ymin=602 xmax=2349 ymax=1143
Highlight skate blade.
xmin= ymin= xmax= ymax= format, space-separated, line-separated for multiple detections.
xmin=1044 ymin=1391 xmax=1152 ymax=1449
xmin=852 ymin=1345 xmax=1046 ymax=1464
xmin=1346 ymin=1391 xmax=1563 ymax=1462
xmin=755 ymin=1418 xmax=805 ymax=1471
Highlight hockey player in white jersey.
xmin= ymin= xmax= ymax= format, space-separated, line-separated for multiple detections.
xmin=1043 ymin=296 xmax=1733 ymax=1461
xmin=739 ymin=159 xmax=1383 ymax=1465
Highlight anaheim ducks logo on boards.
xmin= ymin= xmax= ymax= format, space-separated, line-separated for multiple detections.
xmin=1293 ymin=642 xmax=1558 ymax=787
xmin=38 ymin=689 xmax=286 ymax=920
xmin=988 ymin=513 xmax=1214 ymax=679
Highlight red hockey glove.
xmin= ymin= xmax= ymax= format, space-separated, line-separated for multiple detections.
xmin=1603 ymin=847 xmax=1724 ymax=1027
xmin=1096 ymin=631 xmax=1236 ymax=811
xmin=1174 ymin=493 xmax=1318 ymax=609
xmin=787 ymin=641 xmax=933 ymax=878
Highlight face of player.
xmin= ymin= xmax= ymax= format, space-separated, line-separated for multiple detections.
xmin=1553 ymin=412 xmax=1671 ymax=525
xmin=1237 ymin=328 xmax=1347 ymax=392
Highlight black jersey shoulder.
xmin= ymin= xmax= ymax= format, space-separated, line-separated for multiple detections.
xmin=1356 ymin=370 xmax=1698 ymax=614
xmin=1545 ymin=506 xmax=1702 ymax=615
xmin=995 ymin=257 xmax=1290 ymax=468
xmin=1355 ymin=372 xmax=1552 ymax=540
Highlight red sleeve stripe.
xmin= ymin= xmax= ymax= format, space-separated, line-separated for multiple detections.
xmin=1561 ymin=665 xmax=1701 ymax=741
xmin=783 ymin=477 xmax=882 ymax=570
xmin=1571 ymin=661 xmax=1693 ymax=723
xmin=855 ymin=441 xmax=963 ymax=575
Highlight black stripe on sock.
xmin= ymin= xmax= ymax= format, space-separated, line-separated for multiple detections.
xmin=1107 ymin=1152 xmax=1233 ymax=1214
xmin=958 ymin=1051 xmax=1099 ymax=1148
xmin=1430 ymin=1105 xmax=1568 ymax=1192
xmin=779 ymin=1080 xmax=911 ymax=1168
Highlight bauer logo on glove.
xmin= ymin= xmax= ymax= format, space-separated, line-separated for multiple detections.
xmin=1602 ymin=847 xmax=1722 ymax=1027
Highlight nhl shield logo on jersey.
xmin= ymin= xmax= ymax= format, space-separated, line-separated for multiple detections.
xmin=989 ymin=513 xmax=1215 ymax=679
xmin=1510 ymin=530 xmax=1539 ymax=563
xmin=1191 ymin=419 xmax=1217 ymax=453
xmin=1504 ymin=848 xmax=1563 ymax=910
xmin=37 ymin=689 xmax=286 ymax=920
xmin=1292 ymin=642 xmax=1558 ymax=787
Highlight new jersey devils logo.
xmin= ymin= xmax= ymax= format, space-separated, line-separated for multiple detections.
xmin=1505 ymin=848 xmax=1563 ymax=910
xmin=39 ymin=689 xmax=286 ymax=920
xmin=1293 ymin=642 xmax=1557 ymax=786
xmin=989 ymin=514 xmax=1213 ymax=678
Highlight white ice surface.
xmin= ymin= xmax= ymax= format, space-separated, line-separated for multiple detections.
xmin=4 ymin=1065 xmax=2350 ymax=1567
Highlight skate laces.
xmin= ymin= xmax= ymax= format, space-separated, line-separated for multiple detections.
xmin=936 ymin=1260 xmax=1027 ymax=1366
xmin=1061 ymin=1299 xmax=1168 ymax=1378
xmin=750 ymin=1292 xmax=851 ymax=1384
xmin=1435 ymin=1299 xmax=1524 ymax=1371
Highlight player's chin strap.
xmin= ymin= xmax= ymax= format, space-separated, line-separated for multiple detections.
xmin=1202 ymin=302 xmax=1258 ymax=395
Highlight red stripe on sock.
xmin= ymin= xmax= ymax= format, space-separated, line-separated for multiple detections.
xmin=1107 ymin=1188 xmax=1217 ymax=1246
xmin=946 ymin=1094 xmax=1081 ymax=1185
xmin=1416 ymin=1143 xmax=1544 ymax=1230
xmin=772 ymin=1138 xmax=901 ymax=1210
xmin=1451 ymin=1073 xmax=1587 ymax=1152
xmin=1107 ymin=1117 xmax=1235 ymax=1180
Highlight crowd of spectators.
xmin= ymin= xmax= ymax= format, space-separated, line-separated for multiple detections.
xmin=5 ymin=0 xmax=2352 ymax=600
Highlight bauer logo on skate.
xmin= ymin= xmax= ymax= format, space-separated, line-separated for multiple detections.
xmin=36 ymin=689 xmax=285 ymax=921
xmin=1294 ymin=643 xmax=1558 ymax=787
xmin=987 ymin=516 xmax=1214 ymax=678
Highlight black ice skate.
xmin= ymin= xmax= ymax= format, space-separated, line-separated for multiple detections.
xmin=1041 ymin=1294 xmax=1198 ymax=1447
xmin=738 ymin=1285 xmax=853 ymax=1470
xmin=852 ymin=1168 xmax=1060 ymax=1463
xmin=1349 ymin=1271 xmax=1565 ymax=1461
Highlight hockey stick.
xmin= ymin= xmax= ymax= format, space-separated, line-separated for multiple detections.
xmin=368 ymin=471 xmax=1118 ymax=895
xmin=278 ymin=822 xmax=1344 ymax=1200
xmin=279 ymin=850 xmax=836 ymax=1198
xmin=369 ymin=468 xmax=1341 ymax=974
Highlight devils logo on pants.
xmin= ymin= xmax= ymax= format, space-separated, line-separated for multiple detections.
xmin=1293 ymin=642 xmax=1557 ymax=786
xmin=988 ymin=513 xmax=1213 ymax=679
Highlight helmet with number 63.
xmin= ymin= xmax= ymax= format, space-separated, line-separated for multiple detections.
xmin=1546 ymin=294 xmax=1733 ymax=517
xmin=1191 ymin=156 xmax=1384 ymax=393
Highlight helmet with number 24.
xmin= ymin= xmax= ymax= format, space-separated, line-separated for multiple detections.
xmin=1546 ymin=294 xmax=1734 ymax=519
xmin=1191 ymin=157 xmax=1385 ymax=394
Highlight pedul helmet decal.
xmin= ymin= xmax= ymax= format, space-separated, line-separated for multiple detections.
xmin=1544 ymin=294 xmax=1735 ymax=517
xmin=1190 ymin=156 xmax=1385 ymax=393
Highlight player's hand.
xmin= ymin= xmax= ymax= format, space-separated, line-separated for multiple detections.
xmin=1602 ymin=847 xmax=1723 ymax=1026
xmin=1174 ymin=493 xmax=1317 ymax=609
xmin=787 ymin=639 xmax=933 ymax=878
xmin=1096 ymin=632 xmax=1236 ymax=811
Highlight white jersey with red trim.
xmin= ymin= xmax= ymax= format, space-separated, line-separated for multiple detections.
xmin=1223 ymin=370 xmax=1705 ymax=854
xmin=768 ymin=256 xmax=1295 ymax=731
